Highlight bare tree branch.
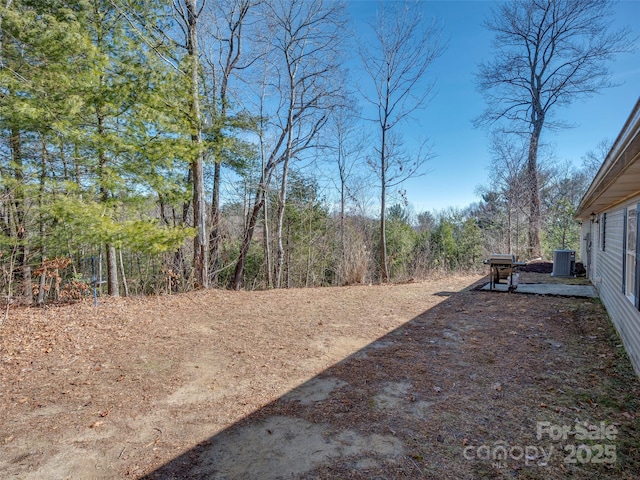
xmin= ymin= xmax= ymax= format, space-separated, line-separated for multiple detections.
xmin=358 ymin=0 xmax=444 ymax=282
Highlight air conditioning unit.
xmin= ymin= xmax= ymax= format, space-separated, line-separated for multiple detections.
xmin=552 ymin=249 xmax=576 ymax=277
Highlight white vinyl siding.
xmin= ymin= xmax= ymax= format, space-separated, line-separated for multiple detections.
xmin=575 ymin=99 xmax=640 ymax=377
xmin=593 ymin=196 xmax=640 ymax=375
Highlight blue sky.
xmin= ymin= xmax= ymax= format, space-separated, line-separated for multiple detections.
xmin=346 ymin=0 xmax=640 ymax=214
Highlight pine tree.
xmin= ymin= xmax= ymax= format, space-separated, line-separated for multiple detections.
xmin=0 ymin=0 xmax=90 ymax=303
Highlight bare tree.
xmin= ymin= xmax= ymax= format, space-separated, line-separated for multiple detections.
xmin=326 ymin=102 xmax=365 ymax=282
xmin=270 ymin=0 xmax=346 ymax=289
xmin=475 ymin=0 xmax=633 ymax=259
xmin=358 ymin=0 xmax=444 ymax=282
xmin=486 ymin=131 xmax=529 ymax=257
xmin=581 ymin=138 xmax=612 ymax=179
xmin=200 ymin=0 xmax=259 ymax=286
xmin=231 ymin=0 xmax=346 ymax=290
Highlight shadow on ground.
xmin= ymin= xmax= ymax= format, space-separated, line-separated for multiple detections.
xmin=140 ymin=280 xmax=640 ymax=480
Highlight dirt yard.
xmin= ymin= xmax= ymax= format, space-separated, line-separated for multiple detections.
xmin=1 ymin=273 xmax=640 ymax=479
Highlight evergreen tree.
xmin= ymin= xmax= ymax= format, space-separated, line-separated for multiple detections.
xmin=0 ymin=0 xmax=91 ymax=302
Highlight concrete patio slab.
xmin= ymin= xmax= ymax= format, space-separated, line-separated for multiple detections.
xmin=481 ymin=282 xmax=598 ymax=298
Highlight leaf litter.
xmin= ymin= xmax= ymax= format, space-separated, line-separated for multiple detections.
xmin=1 ymin=273 xmax=639 ymax=479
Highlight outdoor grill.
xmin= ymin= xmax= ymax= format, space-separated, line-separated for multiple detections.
xmin=483 ymin=254 xmax=526 ymax=291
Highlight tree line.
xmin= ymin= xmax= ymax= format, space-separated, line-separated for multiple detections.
xmin=0 ymin=0 xmax=631 ymax=304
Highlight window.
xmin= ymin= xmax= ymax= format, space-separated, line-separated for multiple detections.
xmin=601 ymin=213 xmax=607 ymax=251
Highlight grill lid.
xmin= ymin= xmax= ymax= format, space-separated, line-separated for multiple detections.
xmin=488 ymin=254 xmax=516 ymax=265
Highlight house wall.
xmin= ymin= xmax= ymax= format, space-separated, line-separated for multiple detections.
xmin=579 ymin=222 xmax=587 ymax=266
xmin=593 ymin=195 xmax=640 ymax=375
xmin=579 ymin=220 xmax=596 ymax=280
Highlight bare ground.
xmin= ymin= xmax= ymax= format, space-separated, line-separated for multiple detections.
xmin=1 ymin=273 xmax=639 ymax=479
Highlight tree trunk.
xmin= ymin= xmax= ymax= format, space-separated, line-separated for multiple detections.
xmin=37 ymin=135 xmax=48 ymax=305
xmin=275 ymin=46 xmax=297 ymax=289
xmin=37 ymin=265 xmax=46 ymax=305
xmin=263 ymin=191 xmax=273 ymax=288
xmin=192 ymin=158 xmax=208 ymax=288
xmin=506 ymin=196 xmax=512 ymax=255
xmin=177 ymin=168 xmax=192 ymax=284
xmin=306 ymin=196 xmax=313 ymax=287
xmin=172 ymin=248 xmax=186 ymax=292
xmin=98 ymin=247 xmax=103 ymax=295
xmin=275 ymin=157 xmax=290 ymax=289
xmin=74 ymin=143 xmax=82 ymax=186
xmin=527 ymin=120 xmax=543 ymax=259
xmin=106 ymin=243 xmax=119 ymax=296
xmin=119 ymin=248 xmax=129 ymax=296
xmin=340 ymin=178 xmax=345 ymax=256
xmin=338 ymin=161 xmax=346 ymax=285
xmin=231 ymin=186 xmax=266 ymax=290
xmin=380 ymin=127 xmax=389 ymax=283
xmin=9 ymin=128 xmax=32 ymax=304
xmin=206 ymin=1 xmax=250 ymax=286
xmin=96 ymin=110 xmax=119 ymax=297
xmin=285 ymin=220 xmax=291 ymax=289
xmin=208 ymin=160 xmax=221 ymax=285
xmin=186 ymin=0 xmax=208 ymax=288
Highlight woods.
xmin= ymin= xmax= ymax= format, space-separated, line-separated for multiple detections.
xmin=0 ymin=0 xmax=632 ymax=303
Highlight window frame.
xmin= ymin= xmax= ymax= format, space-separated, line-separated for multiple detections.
xmin=622 ymin=203 xmax=640 ymax=310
